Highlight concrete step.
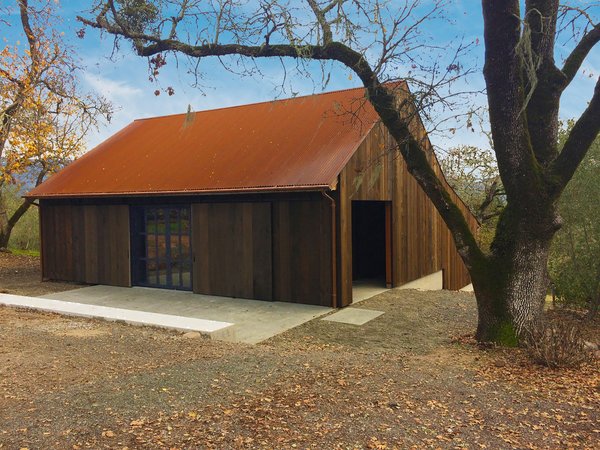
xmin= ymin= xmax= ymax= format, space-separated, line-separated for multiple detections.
xmin=0 ymin=293 xmax=235 ymax=341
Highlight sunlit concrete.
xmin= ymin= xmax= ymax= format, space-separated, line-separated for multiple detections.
xmin=352 ymin=279 xmax=389 ymax=304
xmin=0 ymin=292 xmax=234 ymax=340
xmin=398 ymin=270 xmax=443 ymax=291
xmin=323 ymin=308 xmax=384 ymax=325
xmin=35 ymin=285 xmax=331 ymax=344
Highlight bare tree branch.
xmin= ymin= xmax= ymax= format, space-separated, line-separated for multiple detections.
xmin=561 ymin=24 xmax=600 ymax=86
xmin=551 ymin=76 xmax=600 ymax=190
xmin=78 ymin=1 xmax=484 ymax=267
xmin=306 ymin=0 xmax=333 ymax=44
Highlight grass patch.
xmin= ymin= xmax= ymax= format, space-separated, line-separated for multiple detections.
xmin=9 ymin=248 xmax=40 ymax=257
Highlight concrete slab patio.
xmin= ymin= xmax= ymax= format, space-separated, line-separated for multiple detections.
xmin=36 ymin=285 xmax=332 ymax=344
xmin=0 ymin=292 xmax=235 ymax=340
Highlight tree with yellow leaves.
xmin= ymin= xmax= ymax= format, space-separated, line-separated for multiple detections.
xmin=0 ymin=0 xmax=112 ymax=249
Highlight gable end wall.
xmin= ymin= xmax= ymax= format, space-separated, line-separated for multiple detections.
xmin=337 ymin=118 xmax=477 ymax=307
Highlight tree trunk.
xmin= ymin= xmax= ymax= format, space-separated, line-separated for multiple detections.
xmin=0 ymin=190 xmax=34 ymax=249
xmin=0 ymin=190 xmax=10 ymax=249
xmin=471 ymin=205 xmax=558 ymax=344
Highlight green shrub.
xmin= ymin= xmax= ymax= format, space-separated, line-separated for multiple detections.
xmin=549 ymin=123 xmax=600 ymax=317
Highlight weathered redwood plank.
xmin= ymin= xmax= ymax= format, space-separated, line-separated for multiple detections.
xmin=385 ymin=202 xmax=393 ymax=288
xmin=192 ymin=202 xmax=273 ymax=300
xmin=191 ymin=203 xmax=210 ymax=294
xmin=252 ymin=202 xmax=273 ymax=300
xmin=272 ymin=200 xmax=291 ymax=301
xmin=337 ymin=97 xmax=477 ymax=299
xmin=39 ymin=203 xmax=130 ymax=286
xmin=272 ymin=196 xmax=333 ymax=306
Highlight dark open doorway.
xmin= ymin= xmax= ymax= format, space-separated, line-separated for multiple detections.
xmin=351 ymin=200 xmax=392 ymax=287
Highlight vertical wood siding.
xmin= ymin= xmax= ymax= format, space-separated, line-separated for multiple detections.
xmin=337 ymin=118 xmax=478 ymax=306
xmin=191 ymin=196 xmax=333 ymax=307
xmin=40 ymin=202 xmax=130 ymax=286
xmin=192 ymin=202 xmax=273 ymax=300
xmin=37 ymin=97 xmax=475 ymax=309
xmin=272 ymin=197 xmax=332 ymax=306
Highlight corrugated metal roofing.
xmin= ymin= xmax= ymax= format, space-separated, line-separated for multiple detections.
xmin=27 ymin=86 xmax=381 ymax=198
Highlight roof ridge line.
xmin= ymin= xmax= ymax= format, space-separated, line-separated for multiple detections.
xmin=134 ymin=84 xmax=375 ymax=122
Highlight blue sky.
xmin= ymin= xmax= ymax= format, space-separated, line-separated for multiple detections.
xmin=2 ymin=1 xmax=598 ymax=153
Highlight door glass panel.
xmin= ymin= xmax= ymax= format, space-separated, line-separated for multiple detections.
xmin=172 ymin=261 xmax=182 ymax=288
xmin=169 ymin=209 xmax=179 ymax=233
xmin=146 ymin=209 xmax=155 ymax=234
xmin=157 ymin=234 xmax=167 ymax=259
xmin=146 ymin=232 xmax=157 ymax=259
xmin=156 ymin=257 xmax=168 ymax=285
xmin=181 ymin=260 xmax=192 ymax=289
xmin=156 ymin=208 xmax=165 ymax=234
xmin=180 ymin=235 xmax=190 ymax=258
xmin=144 ymin=259 xmax=157 ymax=284
xmin=181 ymin=209 xmax=190 ymax=232
xmin=132 ymin=205 xmax=192 ymax=290
xmin=171 ymin=234 xmax=180 ymax=259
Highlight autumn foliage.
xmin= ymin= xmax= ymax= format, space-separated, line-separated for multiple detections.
xmin=0 ymin=0 xmax=111 ymax=248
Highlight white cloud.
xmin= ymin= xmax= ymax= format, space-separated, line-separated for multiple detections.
xmin=82 ymin=73 xmax=143 ymax=103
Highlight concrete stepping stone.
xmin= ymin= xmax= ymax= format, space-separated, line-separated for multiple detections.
xmin=322 ymin=308 xmax=384 ymax=325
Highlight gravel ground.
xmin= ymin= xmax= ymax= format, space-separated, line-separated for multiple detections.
xmin=0 ymin=252 xmax=598 ymax=449
xmin=267 ymin=288 xmax=478 ymax=353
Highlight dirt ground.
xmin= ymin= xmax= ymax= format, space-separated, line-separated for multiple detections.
xmin=0 ymin=252 xmax=599 ymax=449
xmin=0 ymin=252 xmax=82 ymax=296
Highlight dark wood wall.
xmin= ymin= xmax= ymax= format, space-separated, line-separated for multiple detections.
xmin=192 ymin=202 xmax=273 ymax=300
xmin=38 ymin=105 xmax=476 ymax=309
xmin=272 ymin=197 xmax=333 ymax=306
xmin=40 ymin=202 xmax=131 ymax=286
xmin=337 ymin=118 xmax=478 ymax=307
xmin=191 ymin=195 xmax=332 ymax=306
xmin=39 ymin=194 xmax=333 ymax=306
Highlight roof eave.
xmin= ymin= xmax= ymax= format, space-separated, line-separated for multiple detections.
xmin=26 ymin=184 xmax=336 ymax=200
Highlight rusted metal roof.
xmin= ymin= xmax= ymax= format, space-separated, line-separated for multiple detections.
xmin=27 ymin=86 xmax=381 ymax=198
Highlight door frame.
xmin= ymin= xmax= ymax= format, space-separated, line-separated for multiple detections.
xmin=385 ymin=202 xmax=393 ymax=288
xmin=349 ymin=199 xmax=393 ymax=287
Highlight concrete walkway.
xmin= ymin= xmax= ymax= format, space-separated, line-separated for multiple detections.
xmin=33 ymin=285 xmax=331 ymax=344
xmin=0 ymin=292 xmax=234 ymax=340
xmin=323 ymin=308 xmax=384 ymax=325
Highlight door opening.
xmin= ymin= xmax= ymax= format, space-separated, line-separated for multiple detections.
xmin=131 ymin=206 xmax=192 ymax=290
xmin=351 ymin=200 xmax=392 ymax=287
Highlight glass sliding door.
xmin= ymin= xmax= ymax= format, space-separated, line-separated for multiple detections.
xmin=131 ymin=205 xmax=192 ymax=290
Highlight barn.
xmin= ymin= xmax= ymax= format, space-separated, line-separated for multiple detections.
xmin=26 ymin=85 xmax=478 ymax=308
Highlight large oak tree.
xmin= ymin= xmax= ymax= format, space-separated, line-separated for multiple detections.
xmin=80 ymin=0 xmax=600 ymax=344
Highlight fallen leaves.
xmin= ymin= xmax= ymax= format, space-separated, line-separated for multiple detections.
xmin=0 ymin=286 xmax=598 ymax=449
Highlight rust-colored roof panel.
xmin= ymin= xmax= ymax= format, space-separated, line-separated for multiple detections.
xmin=27 ymin=86 xmax=380 ymax=198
